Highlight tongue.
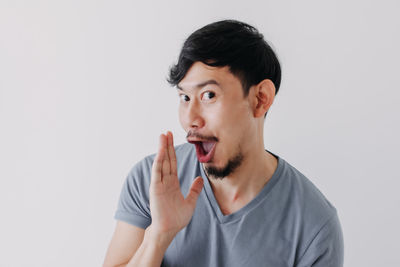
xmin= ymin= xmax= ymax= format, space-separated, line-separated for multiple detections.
xmin=202 ymin=142 xmax=215 ymax=153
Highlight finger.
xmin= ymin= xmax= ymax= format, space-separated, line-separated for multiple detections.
xmin=151 ymin=134 xmax=165 ymax=183
xmin=162 ymin=132 xmax=171 ymax=177
xmin=167 ymin=131 xmax=178 ymax=176
xmin=185 ymin=176 xmax=204 ymax=208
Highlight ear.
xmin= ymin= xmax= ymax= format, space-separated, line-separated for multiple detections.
xmin=252 ymin=79 xmax=276 ymax=118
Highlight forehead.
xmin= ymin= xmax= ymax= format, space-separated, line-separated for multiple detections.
xmin=177 ymin=62 xmax=242 ymax=92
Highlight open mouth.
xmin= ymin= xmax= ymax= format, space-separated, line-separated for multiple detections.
xmin=189 ymin=141 xmax=217 ymax=163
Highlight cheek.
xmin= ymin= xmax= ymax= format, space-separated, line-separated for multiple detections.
xmin=204 ymin=104 xmax=227 ymax=128
xmin=208 ymin=106 xmax=242 ymax=138
xmin=217 ymin=103 xmax=252 ymax=141
xmin=220 ymin=102 xmax=249 ymax=126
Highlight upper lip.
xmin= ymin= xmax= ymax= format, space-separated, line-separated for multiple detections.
xmin=187 ymin=138 xmax=206 ymax=143
xmin=187 ymin=138 xmax=215 ymax=143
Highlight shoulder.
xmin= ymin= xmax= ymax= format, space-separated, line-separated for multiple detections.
xmin=274 ymin=157 xmax=343 ymax=262
xmin=277 ymin=157 xmax=337 ymax=221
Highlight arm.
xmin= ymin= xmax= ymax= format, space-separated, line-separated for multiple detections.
xmin=103 ymin=132 xmax=204 ymax=267
xmin=103 ymin=224 xmax=173 ymax=267
xmin=124 ymin=225 xmax=175 ymax=267
xmin=103 ymin=221 xmax=145 ymax=267
xmin=295 ymin=212 xmax=344 ymax=267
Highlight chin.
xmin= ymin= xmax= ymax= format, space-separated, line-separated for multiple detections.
xmin=204 ymin=153 xmax=243 ymax=179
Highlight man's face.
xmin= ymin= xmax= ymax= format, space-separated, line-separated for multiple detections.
xmin=177 ymin=62 xmax=256 ymax=179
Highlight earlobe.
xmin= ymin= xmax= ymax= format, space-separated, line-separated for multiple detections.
xmin=254 ymin=79 xmax=275 ymax=118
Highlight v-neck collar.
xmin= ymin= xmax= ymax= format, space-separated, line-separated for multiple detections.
xmin=198 ymin=150 xmax=284 ymax=224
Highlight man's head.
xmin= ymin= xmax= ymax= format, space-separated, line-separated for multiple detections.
xmin=167 ymin=20 xmax=281 ymax=179
xmin=167 ymin=19 xmax=281 ymax=99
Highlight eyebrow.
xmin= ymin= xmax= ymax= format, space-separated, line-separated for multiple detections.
xmin=176 ymin=79 xmax=221 ymax=91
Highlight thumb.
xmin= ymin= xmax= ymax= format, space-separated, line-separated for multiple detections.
xmin=185 ymin=176 xmax=204 ymax=208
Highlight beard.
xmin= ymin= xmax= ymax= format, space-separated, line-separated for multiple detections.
xmin=204 ymin=146 xmax=244 ymax=179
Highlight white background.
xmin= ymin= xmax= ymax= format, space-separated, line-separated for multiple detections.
xmin=0 ymin=0 xmax=399 ymax=266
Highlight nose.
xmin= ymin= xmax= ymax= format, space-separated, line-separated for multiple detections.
xmin=183 ymin=99 xmax=205 ymax=130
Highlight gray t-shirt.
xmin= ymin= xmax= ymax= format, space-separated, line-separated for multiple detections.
xmin=115 ymin=143 xmax=344 ymax=267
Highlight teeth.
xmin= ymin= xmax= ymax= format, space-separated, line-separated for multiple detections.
xmin=202 ymin=142 xmax=214 ymax=153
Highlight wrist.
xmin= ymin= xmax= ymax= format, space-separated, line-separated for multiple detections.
xmin=144 ymin=225 xmax=176 ymax=250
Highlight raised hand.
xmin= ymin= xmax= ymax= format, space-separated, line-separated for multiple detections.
xmin=148 ymin=131 xmax=204 ymax=241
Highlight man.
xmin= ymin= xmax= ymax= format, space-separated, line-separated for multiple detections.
xmin=103 ymin=20 xmax=344 ymax=267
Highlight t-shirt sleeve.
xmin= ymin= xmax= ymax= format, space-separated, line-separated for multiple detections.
xmin=295 ymin=211 xmax=344 ymax=267
xmin=114 ymin=157 xmax=153 ymax=229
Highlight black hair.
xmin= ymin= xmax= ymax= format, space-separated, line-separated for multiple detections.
xmin=167 ymin=19 xmax=281 ymax=97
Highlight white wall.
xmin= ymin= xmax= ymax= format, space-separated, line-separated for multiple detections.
xmin=0 ymin=0 xmax=399 ymax=266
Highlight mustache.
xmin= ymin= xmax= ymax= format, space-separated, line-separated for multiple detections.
xmin=186 ymin=131 xmax=219 ymax=142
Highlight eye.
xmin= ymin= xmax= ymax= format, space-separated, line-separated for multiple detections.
xmin=179 ymin=94 xmax=190 ymax=102
xmin=202 ymin=91 xmax=215 ymax=100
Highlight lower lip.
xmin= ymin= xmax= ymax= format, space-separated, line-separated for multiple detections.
xmin=194 ymin=143 xmax=216 ymax=163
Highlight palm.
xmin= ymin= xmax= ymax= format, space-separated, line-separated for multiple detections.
xmin=149 ymin=132 xmax=203 ymax=236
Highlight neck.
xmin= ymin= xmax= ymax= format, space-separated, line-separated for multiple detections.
xmin=204 ymin=143 xmax=278 ymax=213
